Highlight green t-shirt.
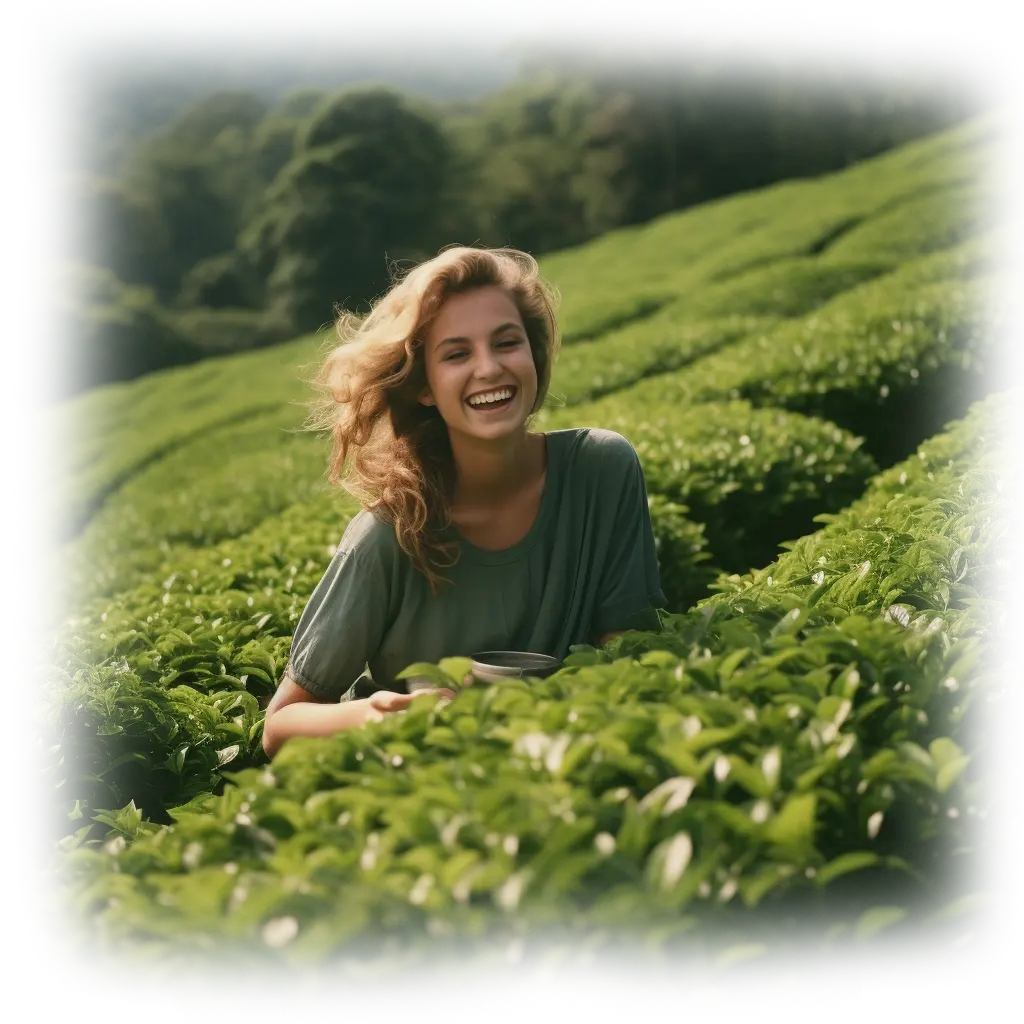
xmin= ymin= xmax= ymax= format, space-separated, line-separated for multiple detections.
xmin=286 ymin=427 xmax=667 ymax=700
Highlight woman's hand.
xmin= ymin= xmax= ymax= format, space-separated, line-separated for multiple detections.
xmin=363 ymin=687 xmax=456 ymax=722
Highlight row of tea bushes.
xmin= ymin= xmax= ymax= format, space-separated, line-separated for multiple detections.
xmin=544 ymin=117 xmax=990 ymax=343
xmin=50 ymin=481 xmax=710 ymax=835
xmin=695 ymin=243 xmax=996 ymax=449
xmin=667 ymin=257 xmax=892 ymax=322
xmin=65 ymin=404 xmax=327 ymax=609
xmin=59 ymin=394 xmax=1005 ymax=965
xmin=701 ymin=391 xmax=1008 ymax=639
xmin=818 ymin=179 xmax=987 ymax=265
xmin=839 ymin=220 xmax=1015 ymax=290
xmin=544 ymin=239 xmax=996 ymax=469
xmin=56 ymin=332 xmax=323 ymax=539
xmin=547 ymin=314 xmax=775 ymax=408
xmin=548 ymin=206 xmax=1011 ymax=419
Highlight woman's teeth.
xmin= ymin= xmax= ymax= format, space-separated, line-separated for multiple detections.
xmin=467 ymin=388 xmax=515 ymax=408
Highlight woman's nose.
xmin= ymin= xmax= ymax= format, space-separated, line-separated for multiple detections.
xmin=471 ymin=344 xmax=503 ymax=378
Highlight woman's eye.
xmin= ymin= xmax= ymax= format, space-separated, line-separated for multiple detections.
xmin=444 ymin=339 xmax=520 ymax=360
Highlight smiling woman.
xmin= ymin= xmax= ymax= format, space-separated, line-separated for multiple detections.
xmin=262 ymin=247 xmax=667 ymax=756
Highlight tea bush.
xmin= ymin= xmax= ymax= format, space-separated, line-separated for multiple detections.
xmin=551 ymin=240 xmax=996 ymax=468
xmin=548 ymin=314 xmax=776 ymax=407
xmin=872 ymin=219 xmax=1024 ymax=288
xmin=821 ymin=180 xmax=987 ymax=264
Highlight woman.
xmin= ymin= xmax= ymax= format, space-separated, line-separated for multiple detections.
xmin=263 ymin=247 xmax=666 ymax=757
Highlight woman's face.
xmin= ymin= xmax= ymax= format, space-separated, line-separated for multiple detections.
xmin=419 ymin=285 xmax=539 ymax=441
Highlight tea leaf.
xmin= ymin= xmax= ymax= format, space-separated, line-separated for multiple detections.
xmin=935 ymin=756 xmax=971 ymax=793
xmin=816 ymin=851 xmax=880 ymax=886
xmin=763 ymin=794 xmax=817 ymax=849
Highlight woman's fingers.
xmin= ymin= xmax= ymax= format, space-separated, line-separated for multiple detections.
xmin=369 ymin=688 xmax=456 ymax=714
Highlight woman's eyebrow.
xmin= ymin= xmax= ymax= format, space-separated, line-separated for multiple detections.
xmin=438 ymin=322 xmax=524 ymax=347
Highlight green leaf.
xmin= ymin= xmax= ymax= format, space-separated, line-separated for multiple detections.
xmin=90 ymin=810 xmax=126 ymax=832
xmin=762 ymin=794 xmax=816 ymax=849
xmin=717 ymin=647 xmax=751 ymax=681
xmin=928 ymin=737 xmax=964 ymax=768
xmin=936 ymin=756 xmax=970 ymax=793
xmin=163 ymin=744 xmax=190 ymax=774
xmin=395 ymin=663 xmax=458 ymax=687
xmin=101 ymin=751 xmax=151 ymax=773
xmin=794 ymin=763 xmax=830 ymax=792
xmin=718 ymin=620 xmax=764 ymax=655
xmin=56 ymin=824 xmax=97 ymax=852
xmin=216 ymin=744 xmax=240 ymax=767
xmin=687 ymin=724 xmax=747 ymax=754
xmin=438 ymin=657 xmax=474 ymax=686
xmin=921 ymin=892 xmax=1007 ymax=933
xmin=816 ymin=851 xmax=880 ymax=886
xmin=898 ymin=741 xmax=935 ymax=774
xmin=724 ymin=756 xmax=772 ymax=798
xmin=770 ymin=607 xmax=806 ymax=638
xmin=639 ymin=650 xmax=678 ymax=668
xmin=854 ymin=906 xmax=907 ymax=940
xmin=563 ymin=645 xmax=600 ymax=667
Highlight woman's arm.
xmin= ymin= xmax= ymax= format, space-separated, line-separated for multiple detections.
xmin=262 ymin=673 xmax=442 ymax=758
xmin=262 ymin=674 xmax=376 ymax=758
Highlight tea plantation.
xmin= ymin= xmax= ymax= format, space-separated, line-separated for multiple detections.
xmin=48 ymin=116 xmax=1011 ymax=968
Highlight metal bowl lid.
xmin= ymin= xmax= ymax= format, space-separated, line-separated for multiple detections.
xmin=470 ymin=650 xmax=561 ymax=673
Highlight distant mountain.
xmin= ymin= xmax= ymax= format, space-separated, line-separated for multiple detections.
xmin=24 ymin=0 xmax=540 ymax=161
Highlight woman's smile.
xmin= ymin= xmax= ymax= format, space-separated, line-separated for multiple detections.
xmin=465 ymin=384 xmax=518 ymax=413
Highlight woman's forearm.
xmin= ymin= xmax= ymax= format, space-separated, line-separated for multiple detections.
xmin=263 ymin=697 xmax=373 ymax=758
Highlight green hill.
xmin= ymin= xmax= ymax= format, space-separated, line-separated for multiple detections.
xmin=49 ymin=116 xmax=1008 ymax=966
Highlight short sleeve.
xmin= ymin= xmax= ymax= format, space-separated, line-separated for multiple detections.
xmin=285 ymin=514 xmax=394 ymax=701
xmin=589 ymin=433 xmax=667 ymax=637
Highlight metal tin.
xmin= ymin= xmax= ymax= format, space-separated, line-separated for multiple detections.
xmin=405 ymin=675 xmax=448 ymax=693
xmin=405 ymin=651 xmax=562 ymax=692
xmin=469 ymin=650 xmax=562 ymax=684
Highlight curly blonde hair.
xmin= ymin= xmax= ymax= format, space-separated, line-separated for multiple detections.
xmin=308 ymin=246 xmax=562 ymax=595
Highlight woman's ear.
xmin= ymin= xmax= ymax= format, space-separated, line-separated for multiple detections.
xmin=418 ymin=388 xmax=436 ymax=407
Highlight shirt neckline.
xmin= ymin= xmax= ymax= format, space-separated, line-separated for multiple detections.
xmin=450 ymin=431 xmax=565 ymax=566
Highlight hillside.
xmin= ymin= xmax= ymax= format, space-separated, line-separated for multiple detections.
xmin=49 ymin=116 xmax=1009 ymax=966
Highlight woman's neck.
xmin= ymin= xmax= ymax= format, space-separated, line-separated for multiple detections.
xmin=449 ymin=429 xmax=546 ymax=508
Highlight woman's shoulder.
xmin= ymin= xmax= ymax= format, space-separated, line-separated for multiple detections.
xmin=551 ymin=426 xmax=639 ymax=474
xmin=338 ymin=508 xmax=403 ymax=563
